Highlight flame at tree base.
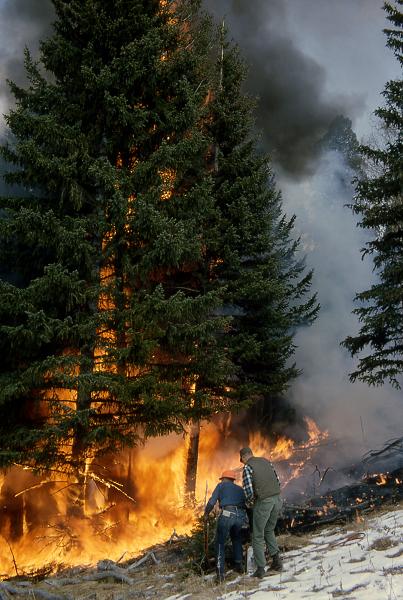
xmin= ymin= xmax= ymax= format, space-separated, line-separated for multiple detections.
xmin=0 ymin=416 xmax=328 ymax=577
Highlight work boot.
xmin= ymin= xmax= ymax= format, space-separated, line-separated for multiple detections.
xmin=252 ymin=567 xmax=266 ymax=578
xmin=233 ymin=562 xmax=243 ymax=574
xmin=270 ymin=553 xmax=283 ymax=572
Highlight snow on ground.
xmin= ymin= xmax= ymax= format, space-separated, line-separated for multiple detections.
xmin=169 ymin=508 xmax=403 ymax=600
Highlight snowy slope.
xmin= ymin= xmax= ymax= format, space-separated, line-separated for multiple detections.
xmin=229 ymin=508 xmax=403 ymax=599
xmin=168 ymin=508 xmax=403 ymax=600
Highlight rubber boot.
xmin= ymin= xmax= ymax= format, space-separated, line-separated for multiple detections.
xmin=252 ymin=566 xmax=266 ymax=578
xmin=271 ymin=553 xmax=283 ymax=572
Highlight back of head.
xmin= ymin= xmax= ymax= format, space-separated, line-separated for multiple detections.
xmin=240 ymin=447 xmax=253 ymax=462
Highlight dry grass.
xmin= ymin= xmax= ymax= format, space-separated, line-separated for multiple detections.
xmin=369 ymin=536 xmax=398 ymax=551
xmin=277 ymin=532 xmax=313 ymax=552
xmin=30 ymin=565 xmax=263 ymax=600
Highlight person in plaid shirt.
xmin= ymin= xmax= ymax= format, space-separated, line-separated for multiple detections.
xmin=240 ymin=447 xmax=282 ymax=578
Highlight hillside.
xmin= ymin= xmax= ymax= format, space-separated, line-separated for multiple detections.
xmin=1 ymin=501 xmax=402 ymax=600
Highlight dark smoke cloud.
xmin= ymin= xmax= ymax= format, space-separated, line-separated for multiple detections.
xmin=203 ymin=0 xmax=364 ymax=178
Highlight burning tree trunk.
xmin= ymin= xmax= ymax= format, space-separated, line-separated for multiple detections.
xmin=184 ymin=418 xmax=200 ymax=504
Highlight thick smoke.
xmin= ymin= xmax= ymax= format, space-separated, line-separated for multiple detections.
xmin=281 ymin=151 xmax=403 ymax=459
xmin=203 ymin=0 xmax=364 ymax=178
xmin=203 ymin=0 xmax=403 ymax=463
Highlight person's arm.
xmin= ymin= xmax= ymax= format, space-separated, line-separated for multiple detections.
xmin=204 ymin=483 xmax=220 ymax=516
xmin=242 ymin=464 xmax=255 ymax=506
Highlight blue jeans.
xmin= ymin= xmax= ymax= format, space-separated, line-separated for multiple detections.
xmin=215 ymin=510 xmax=245 ymax=576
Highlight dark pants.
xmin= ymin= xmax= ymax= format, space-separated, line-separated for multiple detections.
xmin=215 ymin=510 xmax=245 ymax=576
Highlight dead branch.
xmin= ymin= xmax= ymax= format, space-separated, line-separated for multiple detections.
xmin=116 ymin=551 xmax=128 ymax=564
xmin=45 ymin=578 xmax=82 ymax=587
xmin=84 ymin=471 xmax=136 ymax=504
xmin=363 ymin=436 xmax=403 ymax=464
xmin=127 ymin=551 xmax=160 ymax=572
xmin=14 ymin=481 xmax=66 ymax=498
xmin=1 ymin=537 xmax=18 ymax=577
xmin=319 ymin=467 xmax=332 ymax=485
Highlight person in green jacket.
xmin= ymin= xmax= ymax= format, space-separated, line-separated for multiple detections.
xmin=240 ymin=447 xmax=283 ymax=578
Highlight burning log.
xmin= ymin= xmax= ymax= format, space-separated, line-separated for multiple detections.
xmin=278 ymin=466 xmax=403 ymax=534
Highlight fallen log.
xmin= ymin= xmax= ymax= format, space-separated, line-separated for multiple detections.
xmin=0 ymin=581 xmax=68 ymax=600
xmin=0 ymin=589 xmax=9 ymax=600
xmin=45 ymin=578 xmax=83 ymax=587
xmin=278 ymin=466 xmax=403 ymax=534
xmin=82 ymin=570 xmax=134 ymax=585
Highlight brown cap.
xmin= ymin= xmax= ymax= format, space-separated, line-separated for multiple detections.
xmin=240 ymin=447 xmax=253 ymax=458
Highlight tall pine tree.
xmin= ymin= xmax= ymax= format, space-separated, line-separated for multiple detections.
xmin=343 ymin=0 xmax=403 ymax=388
xmin=207 ymin=37 xmax=319 ymax=410
xmin=0 ymin=0 xmax=233 ymax=502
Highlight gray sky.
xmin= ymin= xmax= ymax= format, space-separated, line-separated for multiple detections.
xmin=285 ymin=0 xmax=399 ymax=139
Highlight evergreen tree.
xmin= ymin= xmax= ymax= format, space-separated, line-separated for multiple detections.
xmin=342 ymin=0 xmax=403 ymax=388
xmin=319 ymin=114 xmax=363 ymax=175
xmin=0 ymin=0 xmax=232 ymax=495
xmin=207 ymin=38 xmax=319 ymax=409
xmin=0 ymin=0 xmax=319 ymax=508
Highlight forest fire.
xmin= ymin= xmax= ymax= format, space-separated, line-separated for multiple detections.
xmin=0 ymin=416 xmax=328 ymax=577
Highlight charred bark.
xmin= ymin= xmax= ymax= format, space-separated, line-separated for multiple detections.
xmin=277 ymin=466 xmax=403 ymax=534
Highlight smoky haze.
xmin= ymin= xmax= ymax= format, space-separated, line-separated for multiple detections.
xmin=203 ymin=0 xmax=364 ymax=178
xmin=0 ymin=0 xmax=54 ymax=194
xmin=281 ymin=150 xmax=403 ymax=462
xmin=203 ymin=0 xmax=403 ymax=460
xmin=0 ymin=0 xmax=389 ymax=178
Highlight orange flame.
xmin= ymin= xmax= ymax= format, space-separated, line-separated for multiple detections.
xmin=376 ymin=473 xmax=388 ymax=486
xmin=0 ymin=416 xmax=328 ymax=577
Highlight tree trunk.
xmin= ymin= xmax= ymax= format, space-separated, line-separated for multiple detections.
xmin=184 ymin=418 xmax=200 ymax=505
